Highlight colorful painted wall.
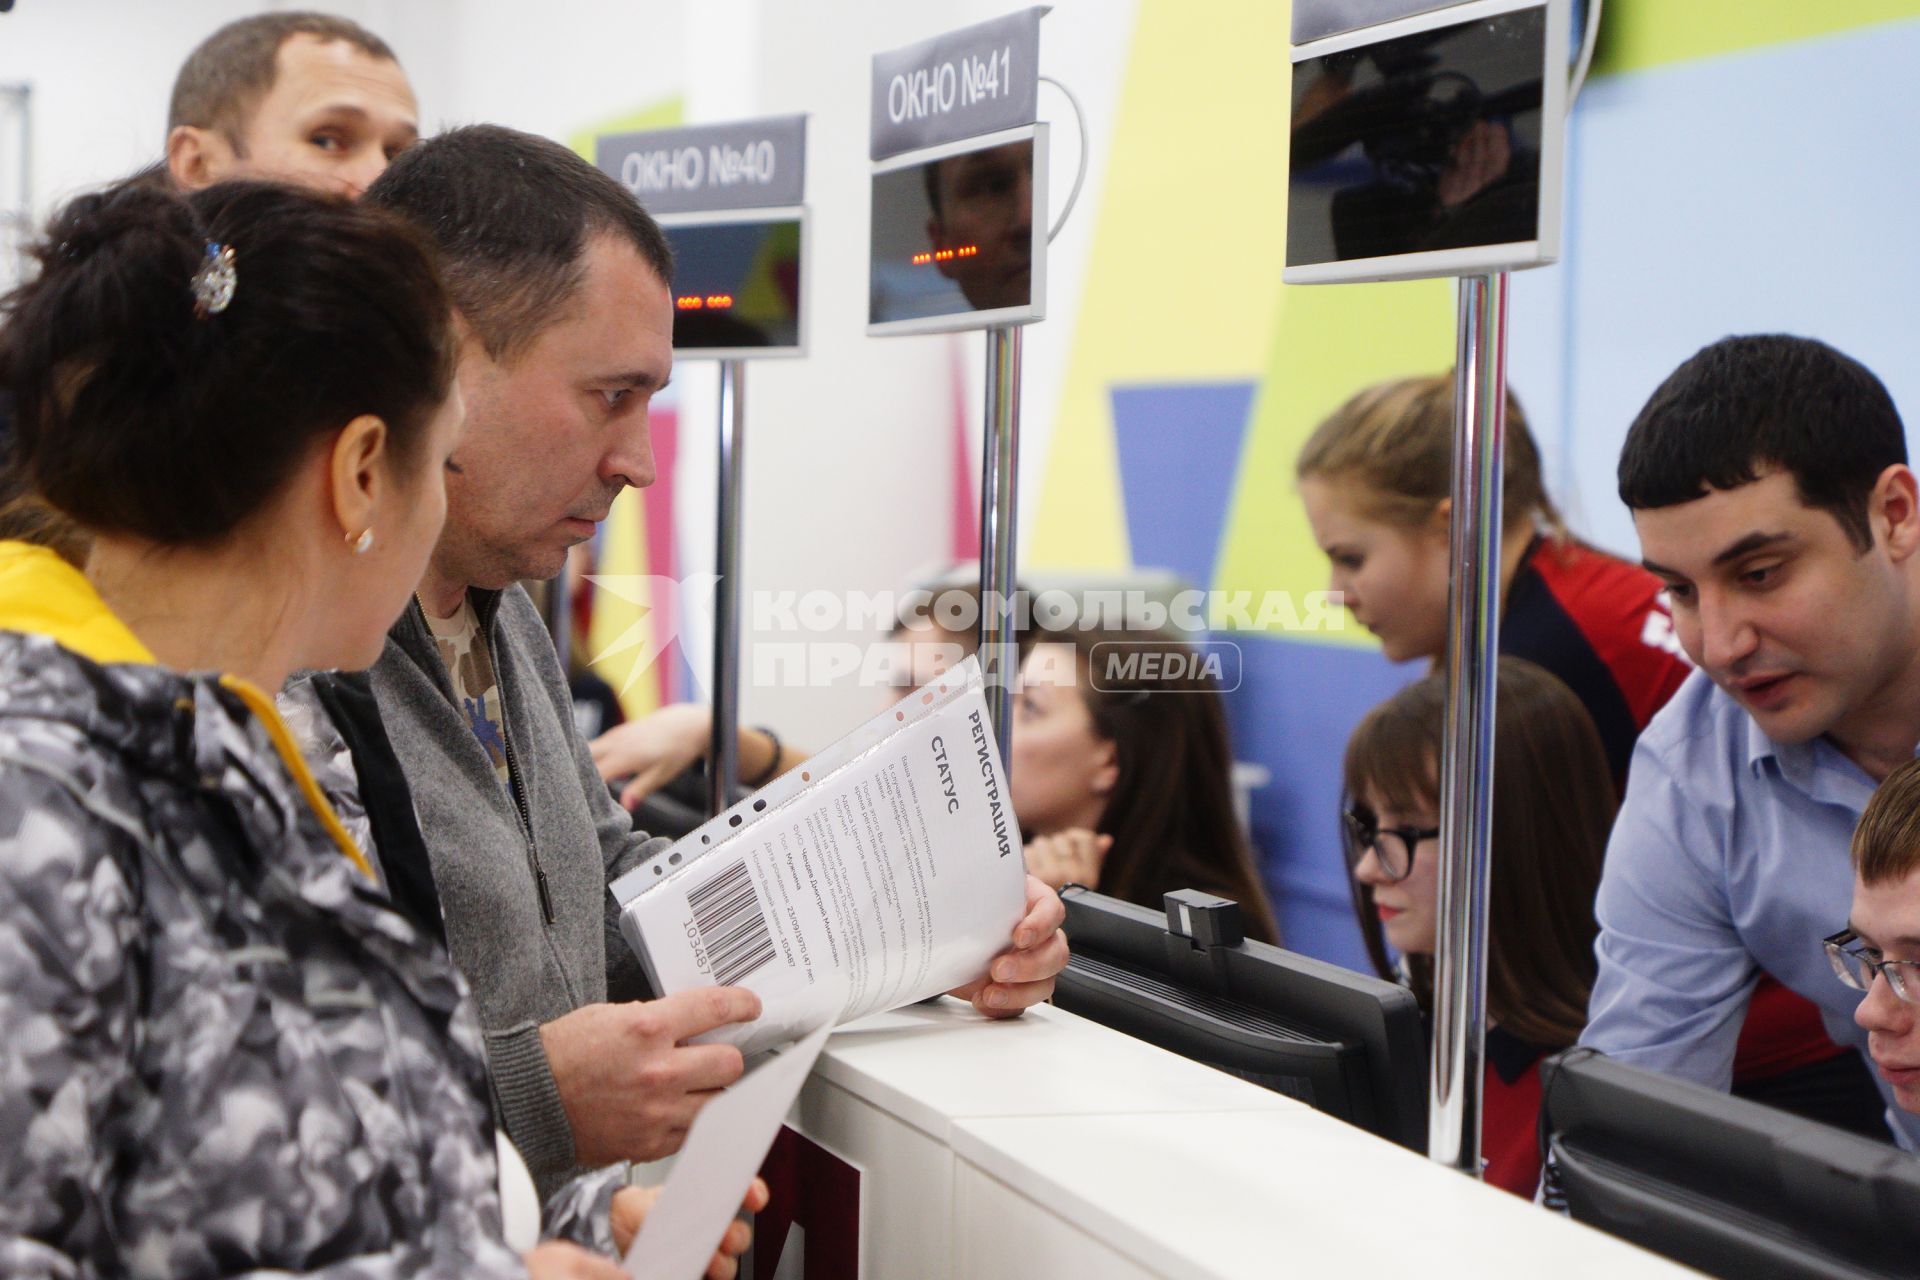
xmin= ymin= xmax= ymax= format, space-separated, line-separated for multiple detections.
xmin=1025 ymin=1 xmax=1920 ymax=970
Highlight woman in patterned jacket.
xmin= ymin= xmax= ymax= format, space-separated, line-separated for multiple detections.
xmin=0 ymin=179 xmax=753 ymax=1278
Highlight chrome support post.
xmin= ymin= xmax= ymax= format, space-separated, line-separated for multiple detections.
xmin=710 ymin=359 xmax=747 ymax=815
xmin=1427 ymin=271 xmax=1510 ymax=1177
xmin=979 ymin=326 xmax=1024 ymax=765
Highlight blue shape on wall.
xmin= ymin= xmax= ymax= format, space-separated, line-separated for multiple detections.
xmin=1544 ymin=20 xmax=1920 ymax=558
xmin=1110 ymin=382 xmax=1257 ymax=591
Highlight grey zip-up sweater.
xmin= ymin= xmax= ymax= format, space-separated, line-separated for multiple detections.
xmin=359 ymin=586 xmax=665 ymax=1191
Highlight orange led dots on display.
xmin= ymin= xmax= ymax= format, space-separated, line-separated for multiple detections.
xmin=912 ymin=245 xmax=978 ymax=265
xmin=660 ymin=211 xmax=803 ymax=354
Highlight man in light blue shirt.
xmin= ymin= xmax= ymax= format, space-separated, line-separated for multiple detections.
xmin=1584 ymin=334 xmax=1920 ymax=1145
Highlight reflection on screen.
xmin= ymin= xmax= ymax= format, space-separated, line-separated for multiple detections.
xmin=870 ymin=138 xmax=1035 ymax=326
xmin=661 ymin=218 xmax=802 ymax=352
xmin=1288 ymin=5 xmax=1546 ymax=267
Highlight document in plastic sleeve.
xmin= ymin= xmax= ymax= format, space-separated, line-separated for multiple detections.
xmin=611 ymin=658 xmax=1027 ymax=1056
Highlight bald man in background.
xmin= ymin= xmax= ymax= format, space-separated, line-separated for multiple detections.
xmin=165 ymin=10 xmax=418 ymax=197
xmin=1 ymin=12 xmax=418 ymax=555
xmin=2 ymin=18 xmax=406 ymax=576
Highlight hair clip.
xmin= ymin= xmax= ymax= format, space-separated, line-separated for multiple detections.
xmin=190 ymin=242 xmax=237 ymax=318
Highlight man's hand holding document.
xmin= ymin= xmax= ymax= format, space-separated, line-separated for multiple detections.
xmin=612 ymin=657 xmax=1064 ymax=1055
xmin=608 ymin=660 xmax=1066 ymax=1279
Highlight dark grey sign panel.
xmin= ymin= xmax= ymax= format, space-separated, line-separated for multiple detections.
xmin=869 ymin=7 xmax=1045 ymax=161
xmin=1293 ymin=0 xmax=1477 ymax=44
xmin=596 ymin=115 xmax=806 ymax=214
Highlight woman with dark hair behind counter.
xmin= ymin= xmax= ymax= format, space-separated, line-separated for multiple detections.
xmin=1013 ymin=626 xmax=1280 ymax=945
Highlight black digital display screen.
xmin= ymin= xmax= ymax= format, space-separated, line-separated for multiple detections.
xmin=661 ymin=216 xmax=802 ymax=353
xmin=1288 ymin=4 xmax=1548 ymax=268
xmin=869 ymin=133 xmax=1040 ymax=330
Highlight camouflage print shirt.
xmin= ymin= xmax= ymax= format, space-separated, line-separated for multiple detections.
xmin=0 ymin=631 xmax=624 ymax=1278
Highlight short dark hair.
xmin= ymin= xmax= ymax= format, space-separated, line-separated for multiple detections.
xmin=0 ymin=178 xmax=455 ymax=545
xmin=365 ymin=124 xmax=674 ymax=363
xmin=1617 ymin=335 xmax=1907 ymax=552
xmin=1854 ymin=757 xmax=1920 ymax=889
xmin=168 ymin=12 xmax=398 ymax=144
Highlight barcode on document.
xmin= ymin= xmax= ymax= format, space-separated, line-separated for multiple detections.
xmin=687 ymin=859 xmax=775 ymax=986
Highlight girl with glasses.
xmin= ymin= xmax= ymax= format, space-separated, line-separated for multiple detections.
xmin=1340 ymin=657 xmax=1612 ymax=1195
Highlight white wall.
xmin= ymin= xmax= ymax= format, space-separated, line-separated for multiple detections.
xmin=384 ymin=0 xmax=686 ymax=143
xmin=3 ymin=0 xmax=272 ymax=215
xmin=680 ymin=0 xmax=1139 ymax=745
xmin=0 ymin=0 xmax=1136 ymax=748
xmin=0 ymin=0 xmax=694 ymax=226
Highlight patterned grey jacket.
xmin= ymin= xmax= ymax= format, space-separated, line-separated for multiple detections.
xmin=0 ymin=619 xmax=623 ymax=1278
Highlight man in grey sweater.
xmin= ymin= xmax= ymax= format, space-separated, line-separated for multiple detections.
xmin=308 ymin=124 xmax=1069 ymax=1194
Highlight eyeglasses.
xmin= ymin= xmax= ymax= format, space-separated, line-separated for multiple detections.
xmin=1341 ymin=804 xmax=1439 ymax=883
xmin=1824 ymin=929 xmax=1920 ymax=1004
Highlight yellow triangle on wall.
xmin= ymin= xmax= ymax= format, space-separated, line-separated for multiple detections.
xmin=573 ymin=96 xmax=685 ymax=719
xmin=1213 ymin=278 xmax=1455 ymax=645
xmin=1028 ymin=0 xmax=1292 ymax=572
xmin=1595 ymin=2 xmax=1920 ymax=78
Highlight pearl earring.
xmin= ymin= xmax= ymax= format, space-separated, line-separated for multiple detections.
xmin=350 ymin=528 xmax=374 ymax=555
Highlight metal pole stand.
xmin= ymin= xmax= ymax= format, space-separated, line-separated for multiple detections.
xmin=709 ymin=359 xmax=747 ymax=817
xmin=979 ymin=326 xmax=1024 ymax=765
xmin=1428 ymin=271 xmax=1510 ymax=1177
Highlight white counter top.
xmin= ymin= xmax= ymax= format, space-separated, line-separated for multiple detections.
xmin=783 ymin=999 xmax=1700 ymax=1279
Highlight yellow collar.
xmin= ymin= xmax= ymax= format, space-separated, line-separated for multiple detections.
xmin=0 ymin=540 xmax=153 ymax=664
xmin=0 ymin=540 xmax=375 ymax=882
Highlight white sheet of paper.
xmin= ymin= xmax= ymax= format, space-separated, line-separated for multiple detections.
xmin=622 ymin=1020 xmax=835 ymax=1280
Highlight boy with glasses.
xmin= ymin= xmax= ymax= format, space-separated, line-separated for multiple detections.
xmin=1828 ymin=757 xmax=1920 ymax=1116
xmin=165 ymin=12 xmax=418 ymax=198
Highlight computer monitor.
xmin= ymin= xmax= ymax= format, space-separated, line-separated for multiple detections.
xmin=1285 ymin=0 xmax=1568 ymax=283
xmin=867 ymin=123 xmax=1048 ymax=336
xmin=1540 ymin=1048 xmax=1920 ymax=1278
xmin=1054 ymin=886 xmax=1428 ymax=1150
xmin=657 ymin=208 xmax=806 ymax=359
